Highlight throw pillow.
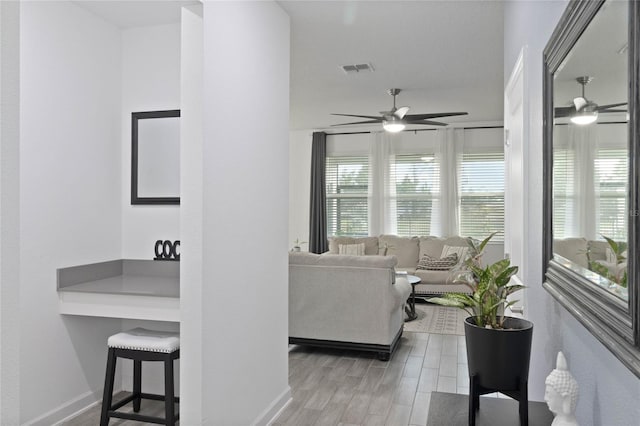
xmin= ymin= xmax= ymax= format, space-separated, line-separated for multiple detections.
xmin=441 ymin=245 xmax=469 ymax=265
xmin=338 ymin=243 xmax=365 ymax=256
xmin=605 ymin=247 xmax=615 ymax=263
xmin=416 ymin=253 xmax=458 ymax=271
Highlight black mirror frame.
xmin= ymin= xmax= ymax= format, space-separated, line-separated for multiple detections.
xmin=131 ymin=109 xmax=181 ymax=205
xmin=543 ymin=0 xmax=640 ymax=377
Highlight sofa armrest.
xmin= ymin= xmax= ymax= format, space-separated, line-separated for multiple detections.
xmin=392 ymin=277 xmax=411 ymax=312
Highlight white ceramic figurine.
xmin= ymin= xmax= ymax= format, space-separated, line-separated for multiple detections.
xmin=544 ymin=351 xmax=579 ymax=426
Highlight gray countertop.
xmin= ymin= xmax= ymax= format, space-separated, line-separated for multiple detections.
xmin=57 ymin=259 xmax=179 ymax=298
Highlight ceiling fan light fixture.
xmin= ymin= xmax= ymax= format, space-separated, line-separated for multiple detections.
xmin=382 ymin=116 xmax=405 ymax=133
xmin=570 ymin=109 xmax=598 ymax=125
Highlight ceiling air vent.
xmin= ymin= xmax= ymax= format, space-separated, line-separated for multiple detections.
xmin=340 ymin=63 xmax=375 ymax=74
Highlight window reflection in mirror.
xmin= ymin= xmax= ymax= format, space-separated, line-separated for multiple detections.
xmin=551 ymin=0 xmax=629 ymax=300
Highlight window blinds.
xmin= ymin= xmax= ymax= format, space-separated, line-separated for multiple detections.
xmin=459 ymin=152 xmax=505 ymax=240
xmin=326 ymin=156 xmax=369 ymax=237
xmin=392 ymin=154 xmax=440 ymax=236
xmin=553 ymin=147 xmax=628 ymax=241
xmin=595 ymin=149 xmax=628 ymax=240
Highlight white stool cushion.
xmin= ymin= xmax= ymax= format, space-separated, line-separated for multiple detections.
xmin=108 ymin=328 xmax=180 ymax=353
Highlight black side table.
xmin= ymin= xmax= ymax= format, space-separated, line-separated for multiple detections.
xmin=402 ymin=274 xmax=421 ymax=322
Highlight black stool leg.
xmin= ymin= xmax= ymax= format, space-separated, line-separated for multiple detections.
xmin=100 ymin=348 xmax=117 ymax=426
xmin=164 ymin=354 xmax=175 ymax=426
xmin=133 ymin=359 xmax=142 ymax=412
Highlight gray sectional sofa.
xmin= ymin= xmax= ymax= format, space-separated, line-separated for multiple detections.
xmin=327 ymin=234 xmax=494 ymax=296
xmin=554 ymin=237 xmax=626 ymax=276
xmin=289 ymin=252 xmax=411 ymax=360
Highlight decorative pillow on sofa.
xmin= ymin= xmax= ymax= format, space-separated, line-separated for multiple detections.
xmin=328 ymin=236 xmax=378 ymax=255
xmin=441 ymin=245 xmax=469 ymax=265
xmin=338 ymin=243 xmax=365 ymax=256
xmin=416 ymin=253 xmax=458 ymax=270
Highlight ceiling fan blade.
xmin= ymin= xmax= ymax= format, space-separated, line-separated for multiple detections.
xmin=554 ymin=106 xmax=576 ymax=118
xmin=599 ymin=109 xmax=627 ymax=113
xmin=407 ymin=120 xmax=448 ymax=126
xmin=596 ymin=102 xmax=627 ymax=111
xmin=573 ymin=97 xmax=587 ymax=111
xmin=330 ymin=120 xmax=382 ymax=127
xmin=394 ymin=106 xmax=410 ymax=119
xmin=331 ymin=113 xmax=382 ymax=120
xmin=404 ymin=112 xmax=468 ymax=120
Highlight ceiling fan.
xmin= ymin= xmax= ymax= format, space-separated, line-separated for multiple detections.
xmin=554 ymin=76 xmax=627 ymax=125
xmin=331 ymin=88 xmax=468 ymax=133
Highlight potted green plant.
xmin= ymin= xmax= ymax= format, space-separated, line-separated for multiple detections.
xmin=292 ymin=238 xmax=307 ymax=252
xmin=429 ymin=232 xmax=533 ymax=426
xmin=588 ymin=234 xmax=628 ymax=289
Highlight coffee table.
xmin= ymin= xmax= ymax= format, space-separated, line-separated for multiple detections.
xmin=403 ymin=274 xmax=421 ymax=321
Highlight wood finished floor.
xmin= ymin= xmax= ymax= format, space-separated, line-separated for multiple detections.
xmin=64 ymin=331 xmax=506 ymax=425
xmin=60 ymin=392 xmax=178 ymax=426
xmin=273 ymin=331 xmax=472 ymax=426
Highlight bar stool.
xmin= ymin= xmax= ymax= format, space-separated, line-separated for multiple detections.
xmin=100 ymin=328 xmax=180 ymax=426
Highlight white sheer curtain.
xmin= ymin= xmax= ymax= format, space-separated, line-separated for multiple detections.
xmin=435 ymin=128 xmax=464 ymax=237
xmin=566 ymin=124 xmax=599 ymax=240
xmin=368 ymin=132 xmax=397 ymax=235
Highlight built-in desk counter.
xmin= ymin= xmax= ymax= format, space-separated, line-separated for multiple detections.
xmin=57 ymin=259 xmax=179 ymax=321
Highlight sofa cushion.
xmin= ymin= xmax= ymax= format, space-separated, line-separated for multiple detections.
xmin=604 ymin=246 xmax=627 ymax=263
xmin=378 ymin=235 xmax=420 ymax=269
xmin=554 ymin=238 xmax=588 ymax=268
xmin=418 ymin=236 xmax=471 ymax=261
xmin=588 ymin=240 xmax=609 ymax=262
xmin=328 ymin=236 xmax=379 ymax=255
xmin=441 ymin=245 xmax=469 ymax=265
xmin=290 ymin=252 xmax=397 ymax=269
xmin=416 ymin=253 xmax=458 ymax=271
xmin=338 ymin=243 xmax=365 ymax=256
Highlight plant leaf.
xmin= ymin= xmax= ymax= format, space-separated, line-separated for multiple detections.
xmin=477 ymin=232 xmax=497 ymax=253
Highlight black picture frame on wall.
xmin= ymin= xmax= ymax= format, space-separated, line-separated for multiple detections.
xmin=131 ymin=109 xmax=181 ymax=205
xmin=542 ymin=0 xmax=640 ymax=377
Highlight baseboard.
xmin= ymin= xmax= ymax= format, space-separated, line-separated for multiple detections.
xmin=254 ymin=385 xmax=292 ymax=426
xmin=24 ymin=388 xmax=117 ymax=426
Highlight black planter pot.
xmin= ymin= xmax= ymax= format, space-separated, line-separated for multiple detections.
xmin=464 ymin=316 xmax=533 ymax=426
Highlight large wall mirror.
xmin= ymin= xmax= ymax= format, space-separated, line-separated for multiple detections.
xmin=131 ymin=109 xmax=181 ymax=205
xmin=543 ymin=0 xmax=640 ymax=376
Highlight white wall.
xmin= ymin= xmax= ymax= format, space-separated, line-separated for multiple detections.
xmin=19 ymin=1 xmax=123 ymax=423
xmin=179 ymin=4 xmax=203 ymax=423
xmin=199 ymin=2 xmax=290 ymax=423
xmin=0 ymin=2 xmax=21 ymax=424
xmin=121 ymin=23 xmax=180 ymax=259
xmin=504 ymin=1 xmax=640 ymax=424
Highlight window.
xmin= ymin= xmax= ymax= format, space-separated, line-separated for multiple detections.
xmin=392 ymin=154 xmax=440 ymax=236
xmin=459 ymin=152 xmax=505 ymax=240
xmin=326 ymin=156 xmax=369 ymax=236
xmin=552 ymin=148 xmax=575 ymax=239
xmin=595 ymin=148 xmax=628 ymax=240
xmin=552 ymin=147 xmax=628 ymax=241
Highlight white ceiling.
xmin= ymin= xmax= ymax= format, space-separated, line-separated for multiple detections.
xmin=554 ymin=0 xmax=627 ymax=111
xmin=72 ymin=0 xmax=505 ymax=132
xmin=72 ymin=1 xmax=197 ymax=29
xmin=279 ymin=1 xmax=505 ymax=131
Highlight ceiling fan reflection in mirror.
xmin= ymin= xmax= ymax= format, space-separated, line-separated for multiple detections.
xmin=331 ymin=88 xmax=468 ymax=133
xmin=555 ymin=76 xmax=627 ymax=125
